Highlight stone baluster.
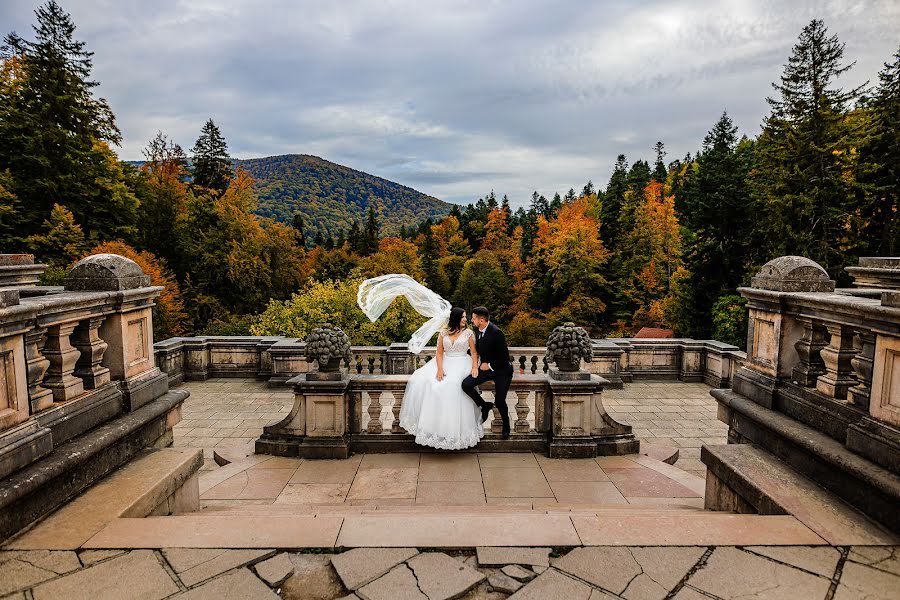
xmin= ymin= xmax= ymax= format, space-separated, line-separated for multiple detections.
xmin=514 ymin=389 xmax=531 ymax=433
xmin=72 ymin=317 xmax=110 ymax=389
xmin=848 ymin=331 xmax=875 ymax=409
xmin=367 ymin=391 xmax=383 ymax=434
xmin=42 ymin=322 xmax=84 ymax=402
xmin=816 ymin=323 xmax=858 ymax=400
xmin=490 ymin=392 xmax=503 ymax=434
xmin=792 ymin=317 xmax=828 ymax=386
xmin=530 ymin=356 xmax=538 ymax=374
xmin=390 ymin=390 xmax=405 ymax=434
xmin=24 ymin=326 xmax=53 ymax=412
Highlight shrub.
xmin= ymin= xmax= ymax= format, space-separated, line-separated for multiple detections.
xmin=711 ymin=294 xmax=748 ymax=349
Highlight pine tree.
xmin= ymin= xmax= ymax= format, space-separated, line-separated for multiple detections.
xmin=858 ymin=45 xmax=900 ymax=255
xmin=292 ymin=213 xmax=307 ymax=248
xmin=601 ymin=155 xmax=628 ymax=247
xmin=751 ymin=19 xmax=867 ymax=277
xmin=27 ymin=203 xmax=86 ymax=266
xmin=191 ymin=119 xmax=232 ymax=194
xmin=361 ymin=205 xmax=380 ymax=255
xmin=0 ymin=2 xmax=128 ymax=243
xmin=652 ymin=141 xmax=667 ymax=182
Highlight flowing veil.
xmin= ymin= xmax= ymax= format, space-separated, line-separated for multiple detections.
xmin=357 ymin=274 xmax=451 ymax=354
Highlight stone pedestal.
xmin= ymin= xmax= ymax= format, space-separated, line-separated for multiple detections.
xmin=547 ymin=371 xmax=638 ymax=458
xmin=256 ymin=371 xmax=351 ymax=459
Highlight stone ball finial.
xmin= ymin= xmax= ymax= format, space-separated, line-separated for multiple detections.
xmin=750 ymin=256 xmax=835 ymax=292
xmin=546 ymin=322 xmax=593 ymax=372
xmin=304 ymin=323 xmax=352 ymax=372
xmin=64 ymin=253 xmax=151 ymax=291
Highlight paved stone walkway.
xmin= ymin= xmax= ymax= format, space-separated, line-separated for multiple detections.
xmin=172 ymin=379 xmax=726 ymax=480
xmin=1 ymin=545 xmax=897 ymax=599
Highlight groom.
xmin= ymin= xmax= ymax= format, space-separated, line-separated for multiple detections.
xmin=462 ymin=306 xmax=514 ymax=439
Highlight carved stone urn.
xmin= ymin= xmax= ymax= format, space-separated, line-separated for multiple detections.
xmin=546 ymin=322 xmax=593 ymax=372
xmin=305 ymin=323 xmax=351 ymax=376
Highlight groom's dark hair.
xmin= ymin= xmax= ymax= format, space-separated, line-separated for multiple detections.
xmin=472 ymin=306 xmax=490 ymax=320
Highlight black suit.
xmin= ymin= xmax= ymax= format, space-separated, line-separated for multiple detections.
xmin=462 ymin=322 xmax=514 ymax=433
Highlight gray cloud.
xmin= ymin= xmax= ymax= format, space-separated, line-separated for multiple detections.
xmin=2 ymin=0 xmax=897 ymax=206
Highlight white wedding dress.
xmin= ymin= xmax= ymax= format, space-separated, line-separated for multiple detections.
xmin=399 ymin=328 xmax=485 ymax=450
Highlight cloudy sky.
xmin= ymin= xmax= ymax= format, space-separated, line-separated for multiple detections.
xmin=2 ymin=1 xmax=898 ymax=206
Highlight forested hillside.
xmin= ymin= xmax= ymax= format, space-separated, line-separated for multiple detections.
xmin=236 ymin=155 xmax=452 ymax=238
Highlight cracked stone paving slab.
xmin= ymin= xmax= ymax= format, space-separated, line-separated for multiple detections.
xmin=685 ymin=547 xmax=831 ymax=600
xmin=330 ymin=547 xmax=419 ymax=590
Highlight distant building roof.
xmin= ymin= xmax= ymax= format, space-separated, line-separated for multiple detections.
xmin=635 ymin=327 xmax=674 ymax=339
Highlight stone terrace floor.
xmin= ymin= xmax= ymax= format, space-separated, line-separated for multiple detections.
xmin=4 ymin=380 xmax=899 ymax=599
xmin=172 ymin=378 xmax=727 ymax=481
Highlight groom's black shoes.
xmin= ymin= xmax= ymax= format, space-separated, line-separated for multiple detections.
xmin=501 ymin=425 xmax=511 ymax=440
xmin=481 ymin=402 xmax=494 ymax=423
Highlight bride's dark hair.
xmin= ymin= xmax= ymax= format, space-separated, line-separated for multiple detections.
xmin=447 ymin=307 xmax=465 ymax=333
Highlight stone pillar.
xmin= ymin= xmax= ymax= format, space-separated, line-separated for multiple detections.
xmin=733 ymin=256 xmax=836 ymax=407
xmin=0 ymin=295 xmax=32 ymax=430
xmin=256 ymin=371 xmax=351 ymax=459
xmin=868 ymin=293 xmax=900 ymax=427
xmin=386 ymin=343 xmax=414 ymax=375
xmin=547 ymin=369 xmax=637 ymax=458
xmin=42 ymin=322 xmax=84 ymax=402
xmin=72 ymin=316 xmax=111 ymax=389
xmin=816 ymin=323 xmax=858 ymax=400
xmin=390 ymin=390 xmax=405 ymax=434
xmin=64 ymin=254 xmax=168 ymax=411
xmin=24 ymin=326 xmax=53 ymax=413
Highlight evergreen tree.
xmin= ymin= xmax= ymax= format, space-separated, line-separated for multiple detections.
xmin=362 ymin=205 xmax=380 ymax=255
xmin=421 ymin=225 xmax=447 ymax=296
xmin=582 ymin=180 xmax=595 ymax=197
xmin=292 ymin=212 xmax=307 ymax=248
xmin=652 ymin=141 xmax=667 ymax=182
xmin=191 ymin=119 xmax=232 ymax=194
xmin=549 ymin=193 xmax=563 ymax=215
xmin=751 ymin=19 xmax=867 ymax=277
xmin=601 ymin=155 xmax=628 ymax=247
xmin=347 ymin=220 xmax=362 ymax=252
xmin=0 ymin=2 xmax=131 ymax=244
xmin=313 ymin=230 xmax=325 ymax=248
xmin=858 ymin=45 xmax=900 ymax=255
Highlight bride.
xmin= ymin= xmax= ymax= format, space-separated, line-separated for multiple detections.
xmin=357 ymin=275 xmax=485 ymax=450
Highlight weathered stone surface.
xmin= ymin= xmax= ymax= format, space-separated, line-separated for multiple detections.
xmin=488 ymin=572 xmax=523 ymax=594
xmin=625 ymin=547 xmax=707 ymax=599
xmin=31 ymin=550 xmax=179 ymax=600
xmin=847 ymin=546 xmax=900 ymax=576
xmin=407 ymin=552 xmax=485 ymax=600
xmin=254 ymin=552 xmax=294 ymax=588
xmin=172 ymin=568 xmax=279 ymax=599
xmin=357 ymin=564 xmax=426 ymax=600
xmin=476 ymin=547 xmax=551 ymax=568
xmin=750 ymin=256 xmax=835 ymax=292
xmin=161 ymin=548 xmax=273 ymax=587
xmin=833 ymin=560 xmax=900 ymax=600
xmin=0 ymin=550 xmax=80 ymax=596
xmin=78 ymin=549 xmax=126 ymax=565
xmin=686 ymin=548 xmax=830 ymax=600
xmin=64 ymin=254 xmax=150 ymax=291
xmin=531 ymin=565 xmax=548 ymax=574
xmin=501 ymin=565 xmax=535 ymax=582
xmin=745 ymin=545 xmax=841 ymax=578
xmin=508 ymin=569 xmax=594 ymax=600
xmin=281 ymin=553 xmax=346 ymax=600
xmin=330 ymin=547 xmax=419 ymax=590
xmin=552 ymin=547 xmax=640 ymax=594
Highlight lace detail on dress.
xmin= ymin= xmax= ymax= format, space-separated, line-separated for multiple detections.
xmin=401 ymin=417 xmax=485 ymax=450
xmin=442 ymin=328 xmax=473 ymax=357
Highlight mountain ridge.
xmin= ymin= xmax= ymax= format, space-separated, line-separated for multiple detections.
xmin=234 ymin=154 xmax=452 ymax=237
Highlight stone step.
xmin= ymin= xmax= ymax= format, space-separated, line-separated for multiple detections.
xmin=6 ymin=447 xmax=203 ymax=550
xmin=702 ymin=443 xmax=899 ymax=545
xmin=711 ymin=388 xmax=900 ymax=533
xmin=77 ymin=510 xmax=828 ymax=549
xmin=0 ymin=388 xmax=188 ymax=543
xmin=196 ymin=502 xmax=706 ymax=516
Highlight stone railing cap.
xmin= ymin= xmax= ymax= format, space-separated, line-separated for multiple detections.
xmin=750 ymin=256 xmax=835 ymax=292
xmin=63 ymin=253 xmax=151 ymax=291
xmin=0 ymin=254 xmax=35 ymax=266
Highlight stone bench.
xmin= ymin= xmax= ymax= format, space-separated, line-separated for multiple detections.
xmin=5 ymin=446 xmax=202 ymax=550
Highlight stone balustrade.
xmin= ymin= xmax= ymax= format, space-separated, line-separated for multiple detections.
xmin=706 ymin=256 xmax=900 ymax=532
xmin=0 ymin=253 xmax=186 ymax=484
xmin=155 ymin=336 xmax=745 ymax=389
